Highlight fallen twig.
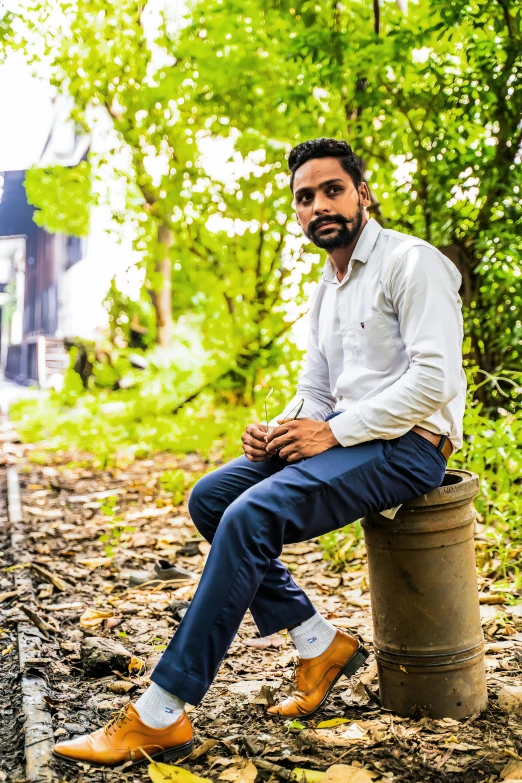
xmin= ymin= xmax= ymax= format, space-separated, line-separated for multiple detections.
xmin=252 ymin=757 xmax=296 ymax=781
xmin=20 ymin=606 xmax=58 ymax=637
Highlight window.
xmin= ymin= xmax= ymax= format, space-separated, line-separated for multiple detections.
xmin=65 ymin=235 xmax=86 ymax=269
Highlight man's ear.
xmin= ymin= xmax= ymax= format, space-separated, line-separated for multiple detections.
xmin=360 ymin=182 xmax=372 ymax=208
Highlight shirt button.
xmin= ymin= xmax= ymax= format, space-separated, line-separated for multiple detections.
xmin=341 ymin=329 xmax=347 ymax=337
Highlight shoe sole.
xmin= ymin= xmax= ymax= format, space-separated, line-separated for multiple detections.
xmin=128 ymin=577 xmax=195 ymax=587
xmin=272 ymin=645 xmax=370 ymax=721
xmin=53 ymin=739 xmax=194 ymax=768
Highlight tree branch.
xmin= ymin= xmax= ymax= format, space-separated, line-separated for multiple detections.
xmin=496 ymin=0 xmax=515 ymax=39
xmin=373 ymin=0 xmax=380 ymax=35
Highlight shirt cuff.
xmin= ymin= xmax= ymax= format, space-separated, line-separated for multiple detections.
xmin=327 ymin=409 xmax=370 ymax=447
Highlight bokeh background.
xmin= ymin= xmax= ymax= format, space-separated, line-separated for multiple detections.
xmin=0 ymin=0 xmax=520 ymax=571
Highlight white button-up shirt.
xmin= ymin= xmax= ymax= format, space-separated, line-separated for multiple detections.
xmin=274 ymin=218 xmax=466 ymax=454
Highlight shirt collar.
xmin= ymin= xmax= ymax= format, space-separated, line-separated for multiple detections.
xmin=321 ymin=217 xmax=383 ymax=283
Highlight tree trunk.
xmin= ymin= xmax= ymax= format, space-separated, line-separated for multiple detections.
xmin=152 ymin=223 xmax=174 ymax=347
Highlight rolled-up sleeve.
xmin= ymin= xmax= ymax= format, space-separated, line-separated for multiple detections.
xmin=328 ymin=246 xmax=463 ymax=447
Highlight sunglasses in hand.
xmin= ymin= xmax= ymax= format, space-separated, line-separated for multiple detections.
xmin=264 ymin=389 xmax=305 ymax=454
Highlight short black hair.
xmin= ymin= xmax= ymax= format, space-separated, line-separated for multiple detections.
xmin=288 ymin=138 xmax=364 ymax=191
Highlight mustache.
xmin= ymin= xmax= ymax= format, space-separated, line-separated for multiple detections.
xmin=308 ymin=214 xmax=349 ymax=233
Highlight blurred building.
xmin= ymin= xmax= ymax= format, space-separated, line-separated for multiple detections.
xmin=0 ymin=100 xmax=112 ymax=388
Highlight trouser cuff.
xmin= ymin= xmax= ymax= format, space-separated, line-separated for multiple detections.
xmin=150 ymin=663 xmax=209 ymax=706
xmin=251 ymin=602 xmax=317 ymax=638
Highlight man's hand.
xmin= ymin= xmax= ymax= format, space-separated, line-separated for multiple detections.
xmin=241 ymin=423 xmax=272 ymax=462
xmin=265 ymin=418 xmax=339 ymax=463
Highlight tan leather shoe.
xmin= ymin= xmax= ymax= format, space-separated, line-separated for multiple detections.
xmin=267 ymin=630 xmax=368 ymax=719
xmin=53 ymin=703 xmax=193 ymax=767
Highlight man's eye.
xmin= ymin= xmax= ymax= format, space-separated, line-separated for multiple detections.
xmin=328 ymin=187 xmax=342 ymax=195
xmin=298 ymin=194 xmax=312 ymax=203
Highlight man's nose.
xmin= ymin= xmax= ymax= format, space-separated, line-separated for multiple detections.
xmin=312 ymin=195 xmax=332 ymax=214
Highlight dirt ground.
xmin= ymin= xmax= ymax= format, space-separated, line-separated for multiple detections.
xmin=1 ymin=448 xmax=522 ymax=783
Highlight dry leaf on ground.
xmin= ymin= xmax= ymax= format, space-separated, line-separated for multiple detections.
xmin=23 ymin=506 xmax=63 ymax=518
xmin=501 ymin=760 xmax=522 ymax=780
xmin=187 ymin=739 xmax=218 ymax=760
xmin=107 ymin=680 xmax=135 ymax=694
xmin=322 ymin=765 xmax=379 ymax=783
xmin=498 ymin=686 xmax=522 ymax=714
xmin=0 ymin=590 xmax=18 ymax=603
xmin=128 ymin=655 xmax=146 ymax=675
xmin=359 ymin=659 xmax=378 ymax=685
xmin=77 ymin=557 xmax=112 ymax=569
xmin=303 ymin=722 xmax=369 ymax=748
xmin=317 ymin=718 xmax=351 ymax=728
xmin=79 ymin=608 xmax=114 ymax=628
xmin=339 ymin=680 xmax=371 ymax=708
xmin=218 ymin=760 xmax=258 ymax=782
xmin=227 ymin=679 xmax=281 ymax=701
xmin=242 ymin=634 xmax=285 ymax=649
xmin=292 ymin=769 xmax=324 ymax=783
xmin=30 ymin=562 xmax=71 ymax=591
xmin=147 ymin=760 xmax=212 ymax=782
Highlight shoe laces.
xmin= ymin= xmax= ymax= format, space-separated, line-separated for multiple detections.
xmin=105 ymin=707 xmax=131 ymax=737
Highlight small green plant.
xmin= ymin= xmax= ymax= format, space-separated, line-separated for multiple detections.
xmin=319 ymin=519 xmax=365 ymax=570
xmin=98 ymin=495 xmax=136 ymax=558
xmin=28 ymin=451 xmax=51 ymax=465
xmin=158 ymin=470 xmax=186 ymax=505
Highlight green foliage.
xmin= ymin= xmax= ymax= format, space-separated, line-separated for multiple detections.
xmin=9 ymin=356 xmax=276 ymax=468
xmin=59 ymin=348 xmax=86 ymax=404
xmin=158 ymin=470 xmax=185 ymax=505
xmin=24 ymin=162 xmax=91 ymax=237
xmin=319 ymin=519 xmax=365 ymax=571
xmin=104 ymin=280 xmax=157 ymax=350
xmin=451 ymin=370 xmax=522 ymax=580
xmin=0 ymin=7 xmax=14 ymax=61
xmin=28 ymin=450 xmax=52 ymax=466
xmin=98 ymin=495 xmax=136 ymax=558
xmin=10 ymin=0 xmax=522 ymax=396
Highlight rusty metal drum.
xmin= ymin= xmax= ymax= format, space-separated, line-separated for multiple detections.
xmin=362 ymin=469 xmax=488 ymax=719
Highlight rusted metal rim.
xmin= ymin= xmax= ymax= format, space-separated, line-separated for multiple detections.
xmin=375 ymin=641 xmax=485 ymax=668
xmin=402 ymin=469 xmax=479 ymax=508
xmin=374 ymin=640 xmax=484 ymax=658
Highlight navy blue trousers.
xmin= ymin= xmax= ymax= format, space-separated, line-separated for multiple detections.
xmin=151 ymin=415 xmax=447 ymax=705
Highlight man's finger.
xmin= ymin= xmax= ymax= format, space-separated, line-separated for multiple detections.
xmin=266 ymin=426 xmax=298 ymax=446
xmin=243 ymin=434 xmax=268 ymax=451
xmin=243 ymin=429 xmax=267 ymax=445
xmin=244 ymin=442 xmax=268 ymax=456
xmin=245 ymin=452 xmax=266 ymax=462
xmin=285 ymin=450 xmax=302 ymax=463
xmin=266 ymin=421 xmax=296 ymax=438
xmin=266 ymin=431 xmax=298 ymax=453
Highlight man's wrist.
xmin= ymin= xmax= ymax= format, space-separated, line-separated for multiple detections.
xmin=325 ymin=422 xmax=341 ymax=447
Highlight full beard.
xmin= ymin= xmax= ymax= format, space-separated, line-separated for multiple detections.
xmin=305 ymin=200 xmax=364 ymax=251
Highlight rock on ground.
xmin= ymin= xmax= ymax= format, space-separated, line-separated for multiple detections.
xmin=81 ymin=636 xmax=132 ymax=677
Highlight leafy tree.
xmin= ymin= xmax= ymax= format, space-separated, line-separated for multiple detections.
xmin=25 ymin=161 xmax=91 ymax=235
xmin=12 ymin=1 xmax=187 ymax=346
xmin=172 ymin=0 xmax=522 ymax=399
xmin=9 ymin=1 xmax=316 ymax=403
xmin=8 ymin=0 xmax=522 ymax=406
xmin=0 ymin=8 xmax=13 ymax=61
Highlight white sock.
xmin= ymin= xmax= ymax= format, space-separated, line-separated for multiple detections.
xmin=134 ymin=682 xmax=185 ymax=728
xmin=289 ymin=612 xmax=337 ymax=659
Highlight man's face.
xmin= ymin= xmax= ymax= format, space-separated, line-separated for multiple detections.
xmin=292 ymin=157 xmax=370 ymax=250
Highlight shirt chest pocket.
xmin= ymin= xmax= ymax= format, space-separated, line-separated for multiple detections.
xmin=350 ymin=313 xmax=398 ymax=372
